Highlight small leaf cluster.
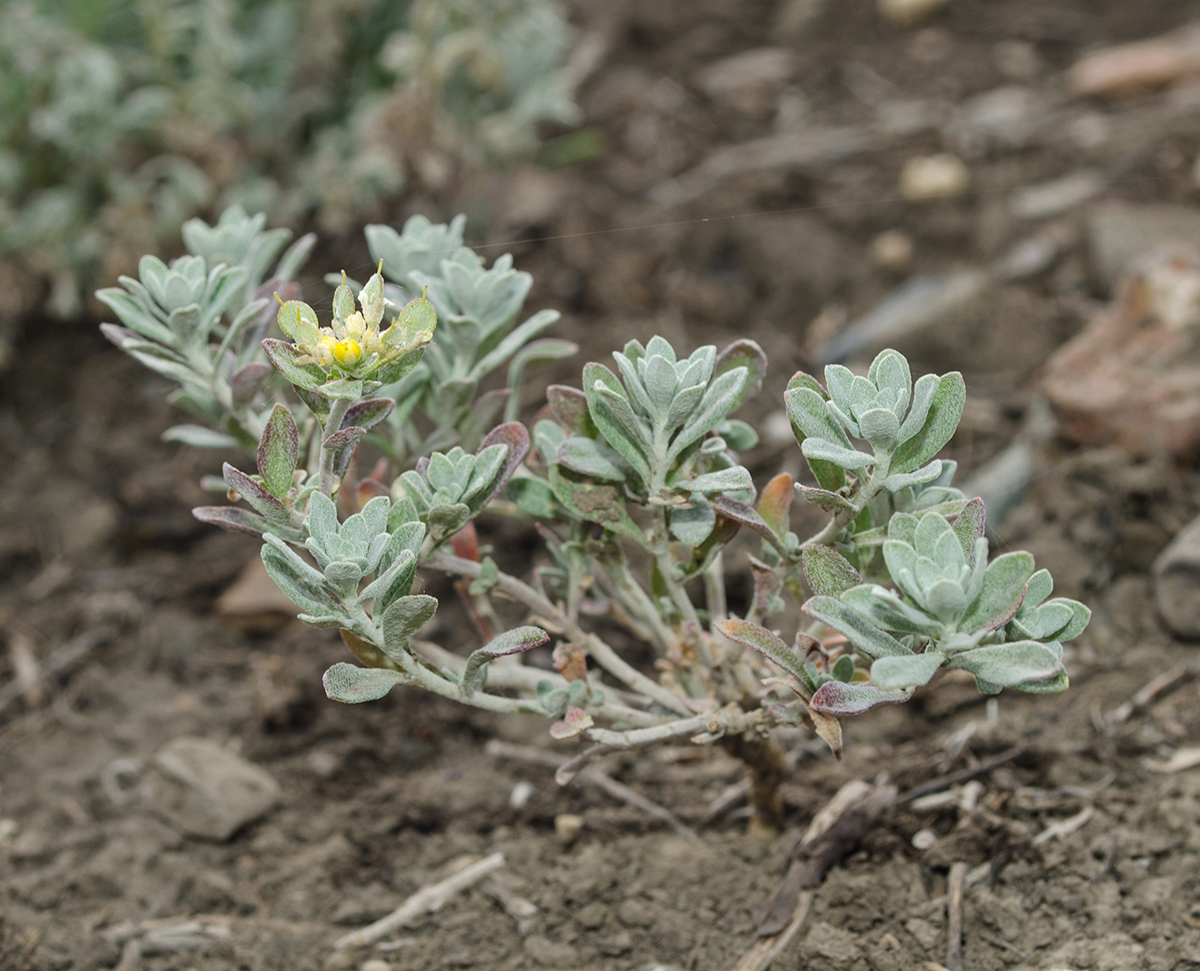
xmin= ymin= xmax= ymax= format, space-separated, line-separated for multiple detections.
xmin=4 ymin=0 xmax=578 ymax=317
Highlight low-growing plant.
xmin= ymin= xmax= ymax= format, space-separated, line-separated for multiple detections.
xmin=102 ymin=208 xmax=1089 ymax=830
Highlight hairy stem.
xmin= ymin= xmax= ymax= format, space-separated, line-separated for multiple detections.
xmin=427 ymin=551 xmax=693 ymax=717
xmin=799 ymin=460 xmax=890 ymax=548
xmin=318 ymin=398 xmax=352 ymax=498
xmin=722 ymin=731 xmax=790 ymax=835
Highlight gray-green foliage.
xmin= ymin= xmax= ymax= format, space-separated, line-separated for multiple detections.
xmin=105 ymin=221 xmax=1087 ymax=809
xmin=3 ymin=0 xmax=578 ymax=318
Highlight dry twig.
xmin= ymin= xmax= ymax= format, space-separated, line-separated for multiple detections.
xmin=1105 ymin=662 xmax=1198 ymax=728
xmin=332 ymin=853 xmax=505 ymax=951
xmin=945 ymin=862 xmax=967 ymax=971
xmin=484 ymin=740 xmax=701 ymax=844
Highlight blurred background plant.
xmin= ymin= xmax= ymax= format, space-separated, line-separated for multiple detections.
xmin=0 ymin=0 xmax=579 ymax=361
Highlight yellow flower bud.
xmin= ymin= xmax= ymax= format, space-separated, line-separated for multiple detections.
xmin=333 ymin=339 xmax=362 ymax=367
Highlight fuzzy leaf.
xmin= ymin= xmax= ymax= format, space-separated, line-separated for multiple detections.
xmin=947 ymin=641 xmax=1062 ymax=687
xmin=669 ymin=366 xmax=748 ymax=462
xmin=881 ymin=460 xmax=943 ymax=494
xmin=478 ymin=422 xmax=530 ymax=503
xmin=718 ymin=619 xmax=806 ymax=681
xmin=557 ymin=436 xmax=627 ymax=481
xmin=801 ymin=438 xmax=874 ymax=470
xmin=192 ymin=505 xmax=273 ymax=537
xmin=163 ymin=425 xmax=241 ymax=449
xmin=758 ymin=473 xmax=794 ymax=538
xmin=684 ymin=466 xmax=754 ymax=494
xmin=277 ymin=300 xmax=319 ymax=344
xmin=344 ymin=398 xmax=395 ymax=431
xmin=262 ymin=338 xmax=327 ymax=391
xmin=714 ymin=340 xmax=767 ymax=408
xmin=808 ymin=681 xmax=912 ymax=714
xmin=802 ymin=546 xmax=863 ymax=598
xmin=546 ymin=385 xmax=596 ymax=436
xmin=952 ymin=498 xmax=987 ymax=567
xmin=323 ymin=663 xmax=410 ymax=703
xmin=258 ymin=404 xmax=299 ymax=498
xmin=550 ymin=707 xmax=595 ymax=740
xmin=669 ymin=495 xmax=716 ymax=546
xmin=380 ymin=595 xmax=439 ymax=660
xmin=869 ymin=652 xmax=944 ymax=690
xmin=959 ymin=551 xmax=1034 ymax=633
xmin=507 ymin=477 xmax=562 ymax=518
xmin=223 ymin=462 xmax=292 ymax=525
xmin=890 ymin=372 xmax=965 ymax=475
xmin=803 ymin=596 xmax=909 ymax=659
xmin=795 ymin=484 xmax=857 ymax=515
xmin=548 ymin=465 xmax=644 ymax=543
xmin=461 ymin=626 xmax=551 ymax=697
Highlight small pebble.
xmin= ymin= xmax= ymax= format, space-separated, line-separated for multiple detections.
xmin=912 ymin=828 xmax=938 ymax=849
xmin=509 ymin=781 xmax=536 ymax=809
xmin=878 ymin=0 xmax=949 ymax=26
xmin=361 ymin=961 xmax=392 ymax=971
xmin=994 ymin=40 xmax=1041 ymax=80
xmin=554 ymin=813 xmax=585 ymax=842
xmin=900 ymin=153 xmax=969 ymax=201
xmin=872 ymin=230 xmax=915 ymax=271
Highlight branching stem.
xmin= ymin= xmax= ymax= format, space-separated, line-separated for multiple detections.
xmin=318 ymin=398 xmax=352 ymax=498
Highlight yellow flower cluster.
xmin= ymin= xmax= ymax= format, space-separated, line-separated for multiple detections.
xmin=296 ymin=310 xmax=386 ymax=369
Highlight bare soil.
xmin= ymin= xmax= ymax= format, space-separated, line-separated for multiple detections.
xmin=3 ymin=1 xmax=1200 ymax=969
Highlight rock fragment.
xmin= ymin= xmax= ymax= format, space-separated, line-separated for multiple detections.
xmin=1154 ymin=514 xmax=1200 ymax=639
xmin=899 ymin=153 xmax=969 ymax=201
xmin=1011 ymin=170 xmax=1103 ymax=221
xmin=1087 ymin=204 xmax=1200 ymax=290
xmin=1069 ymin=24 xmax=1200 ymax=97
xmin=695 ymin=48 xmax=795 ymax=114
xmin=147 ymin=736 xmax=281 ymax=840
xmin=1043 ymin=252 xmax=1200 ymax=460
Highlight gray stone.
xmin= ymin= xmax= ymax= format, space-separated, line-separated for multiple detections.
xmin=812 ymin=270 xmax=990 ymax=365
xmin=1087 ymin=203 xmax=1200 ymax=290
xmin=147 ymin=736 xmax=281 ymax=840
xmin=1154 ymin=514 xmax=1200 ymax=639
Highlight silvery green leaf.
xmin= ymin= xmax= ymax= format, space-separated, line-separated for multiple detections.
xmin=261 ymin=536 xmax=344 ymax=618
xmin=323 ymin=663 xmax=411 ymax=703
xmin=684 ymin=467 xmax=754 ymax=494
xmin=262 ymin=339 xmax=326 ymax=392
xmin=122 ymin=347 xmax=204 ymax=387
xmin=230 ymin=362 xmax=271 ymax=410
xmin=959 ymin=551 xmax=1034 ymax=633
xmin=462 ymin=444 xmax=508 ymax=509
xmin=669 ymin=366 xmax=747 ymax=462
xmin=803 ymin=596 xmax=909 ymax=658
xmin=870 ymin=652 xmax=944 ymax=689
xmin=557 ymin=436 xmax=627 ymax=481
xmin=802 ymin=546 xmax=862 ymax=598
xmin=548 ymin=466 xmax=645 ymax=543
xmin=477 ymin=423 xmax=530 ymax=504
xmin=583 ymin=363 xmax=652 ymax=483
xmin=801 ymin=438 xmax=874 ymax=470
xmin=642 ymin=353 xmax=679 ymax=419
xmin=332 ymin=281 xmax=356 ymax=320
xmin=718 ymin=619 xmax=805 ymax=681
xmin=277 ymin=232 xmax=317 ymax=282
xmin=867 ymin=350 xmax=912 ymax=411
xmin=322 ymin=426 xmax=366 ymax=456
xmin=895 ymin=373 xmax=939 ymax=445
xmin=168 ymin=304 xmax=204 ymax=353
xmin=925 ymin=578 xmax=967 ymax=618
xmin=882 ymin=460 xmax=944 ymax=494
xmin=427 ymin=503 xmax=471 ymax=539
xmin=324 ymin=561 xmax=363 ymax=594
xmin=359 ymin=549 xmax=416 ymax=603
xmin=98 ymin=288 xmax=176 ymax=345
xmin=952 ymin=497 xmax=987 ymax=566
xmin=841 ymin=585 xmax=941 ymax=636
xmin=669 ymin=495 xmax=716 ymax=546
xmin=306 ymin=491 xmax=340 ymax=550
xmin=709 ymin=497 xmax=788 ymax=556
xmin=223 ymin=462 xmax=293 ymax=526
xmin=193 ymin=505 xmax=275 ymax=537
xmin=470 ymin=309 xmax=560 ymax=380
xmin=461 ymin=626 xmax=550 ymax=697
xmin=857 ymin=407 xmax=900 ymax=446
xmin=713 ymin=340 xmax=766 ymax=409
xmin=1044 ymin=599 xmax=1089 ymax=641
xmin=644 ymin=335 xmax=676 ymax=363
xmin=824 ymin=365 xmax=855 ymax=411
xmin=808 ymin=680 xmax=912 ymax=714
xmin=825 ymin=399 xmax=861 ymax=438
xmin=257 ymin=404 xmax=299 ymax=498
xmin=1023 ymin=568 xmax=1053 ymax=609
xmin=318 ymin=378 xmax=364 ymax=401
xmin=1013 ymin=669 xmax=1068 ymax=693
xmin=507 ymin=477 xmax=562 ymax=519
xmin=163 ymin=425 xmax=241 ymax=449
xmin=547 ymin=386 xmax=595 ymax=436
xmin=890 ymin=372 xmax=965 ymax=475
xmin=381 ymin=594 xmax=439 ymax=660
xmin=888 ymin=512 xmax=920 ymax=546
xmin=831 ymin=655 xmax=856 ymax=683
xmin=796 ymin=484 xmax=856 ymax=515
xmin=719 ymin=419 xmax=758 ymax=450
xmin=784 ymin=379 xmax=847 ymax=492
xmin=344 ymin=398 xmax=395 ymax=431
xmin=277 ymin=300 xmax=320 ymax=345
xmin=947 ymin=640 xmax=1061 ymax=687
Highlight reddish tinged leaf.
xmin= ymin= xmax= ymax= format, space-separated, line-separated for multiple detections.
xmin=552 ymin=643 xmax=588 ymax=682
xmin=549 ymin=706 xmax=594 ymax=739
xmin=479 ymin=422 xmax=530 ymax=503
xmin=717 ymin=619 xmax=804 ymax=680
xmin=323 ymin=426 xmax=367 ymax=451
xmin=715 ymin=339 xmax=767 ymax=406
xmin=546 ymin=385 xmax=593 ymax=434
xmin=343 ymin=398 xmax=395 ymax=431
xmin=450 ymin=521 xmax=481 ymax=562
xmin=710 ymin=496 xmax=787 ymax=555
xmin=808 ymin=681 xmax=912 ymax=715
xmin=758 ymin=472 xmax=794 ymax=538
xmin=257 ymin=404 xmax=299 ymax=498
xmin=222 ymin=462 xmax=292 ymax=525
xmin=192 ymin=505 xmax=269 ymax=536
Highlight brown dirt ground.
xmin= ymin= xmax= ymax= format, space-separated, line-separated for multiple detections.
xmin=3 ymin=1 xmax=1200 ymax=969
